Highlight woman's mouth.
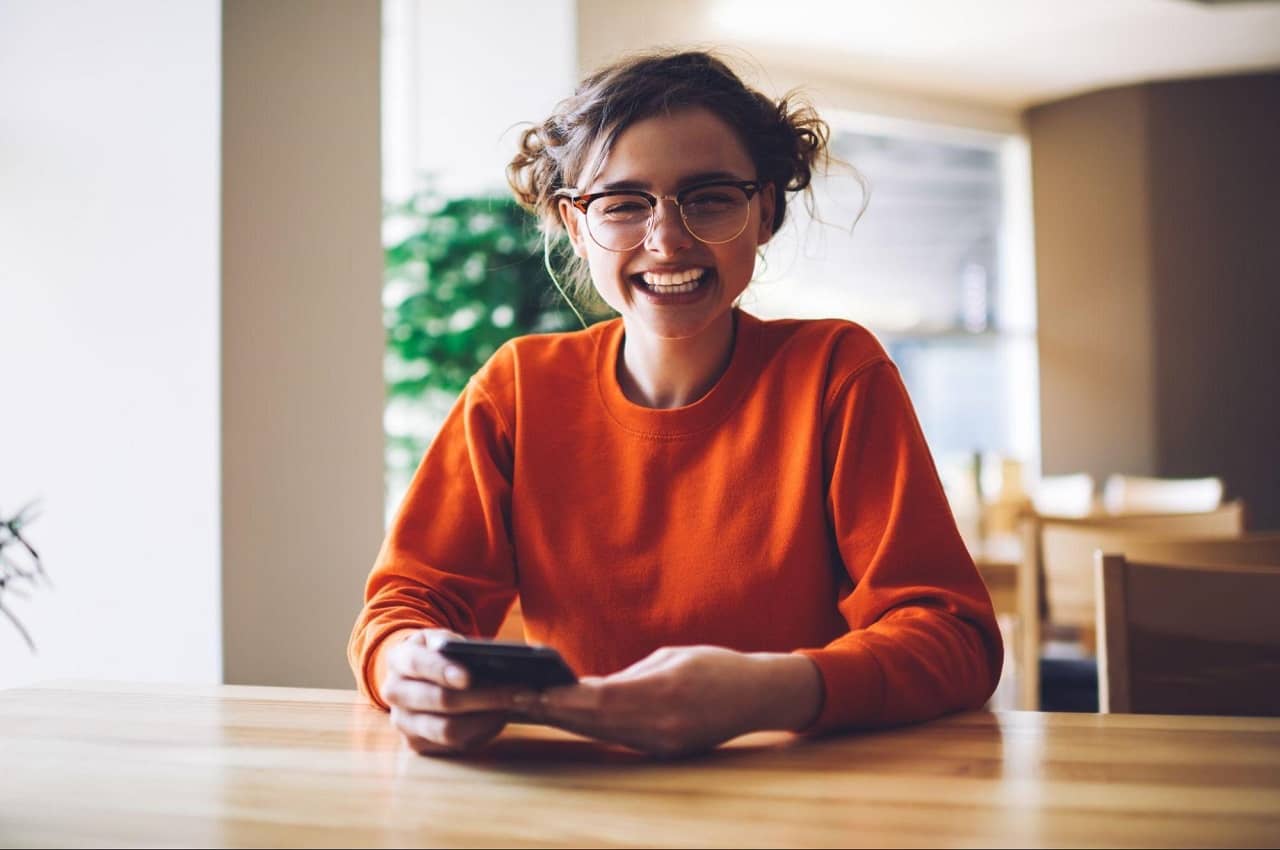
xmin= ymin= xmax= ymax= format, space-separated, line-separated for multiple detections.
xmin=631 ymin=268 xmax=713 ymax=300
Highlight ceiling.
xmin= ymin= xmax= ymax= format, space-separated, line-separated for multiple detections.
xmin=582 ymin=0 xmax=1280 ymax=110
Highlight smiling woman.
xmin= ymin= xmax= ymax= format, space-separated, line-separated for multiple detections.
xmin=350 ymin=49 xmax=1003 ymax=759
xmin=552 ymin=107 xmax=775 ymax=382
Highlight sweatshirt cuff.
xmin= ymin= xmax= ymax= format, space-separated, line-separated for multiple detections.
xmin=794 ymin=641 xmax=886 ymax=735
xmin=364 ymin=627 xmax=422 ymax=711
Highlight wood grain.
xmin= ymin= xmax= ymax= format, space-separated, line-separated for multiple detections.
xmin=3 ymin=680 xmax=1279 ymax=848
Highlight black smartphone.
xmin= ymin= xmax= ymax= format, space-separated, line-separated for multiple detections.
xmin=437 ymin=638 xmax=578 ymax=690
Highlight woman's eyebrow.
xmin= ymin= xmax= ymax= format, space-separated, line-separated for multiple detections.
xmin=597 ymin=171 xmax=747 ymax=192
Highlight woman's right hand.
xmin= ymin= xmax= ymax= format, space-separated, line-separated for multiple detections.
xmin=380 ymin=628 xmax=531 ymax=755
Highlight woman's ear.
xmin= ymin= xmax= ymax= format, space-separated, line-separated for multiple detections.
xmin=558 ymin=199 xmax=588 ymax=259
xmin=755 ymin=182 xmax=778 ymax=246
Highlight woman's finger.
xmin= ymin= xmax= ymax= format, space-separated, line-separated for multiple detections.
xmin=390 ymin=706 xmax=508 ymax=752
xmin=382 ymin=676 xmax=534 ymax=714
xmin=534 ymin=707 xmax=687 ymax=757
xmin=385 ymin=633 xmax=470 ymax=688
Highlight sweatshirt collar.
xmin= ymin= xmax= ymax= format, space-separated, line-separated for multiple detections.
xmin=595 ymin=308 xmax=764 ymax=437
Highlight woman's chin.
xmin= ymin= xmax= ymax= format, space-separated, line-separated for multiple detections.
xmin=625 ymin=302 xmax=737 ymax=344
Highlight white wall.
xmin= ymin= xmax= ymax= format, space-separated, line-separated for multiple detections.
xmin=574 ymin=0 xmax=1023 ymax=135
xmin=1 ymin=0 xmax=383 ymax=692
xmin=0 ymin=1 xmax=222 ymax=687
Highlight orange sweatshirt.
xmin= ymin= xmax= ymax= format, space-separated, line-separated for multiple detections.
xmin=349 ymin=309 xmax=1002 ymax=734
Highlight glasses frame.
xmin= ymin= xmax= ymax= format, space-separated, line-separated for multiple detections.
xmin=560 ymin=179 xmax=762 ymax=252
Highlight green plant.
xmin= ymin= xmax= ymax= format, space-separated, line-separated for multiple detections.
xmin=1 ymin=502 xmax=46 ymax=651
xmin=382 ymin=187 xmax=606 ymax=485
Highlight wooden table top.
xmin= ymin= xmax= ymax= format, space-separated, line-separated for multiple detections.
xmin=3 ymin=680 xmax=1279 ymax=848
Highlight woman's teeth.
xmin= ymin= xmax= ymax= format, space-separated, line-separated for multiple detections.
xmin=638 ymin=269 xmax=707 ymax=293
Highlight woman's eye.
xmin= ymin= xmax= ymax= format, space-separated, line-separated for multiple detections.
xmin=598 ymin=200 xmax=650 ymax=218
xmin=683 ymin=192 xmax=738 ymax=214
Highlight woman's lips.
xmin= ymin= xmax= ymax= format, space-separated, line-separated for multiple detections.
xmin=640 ymin=267 xmax=707 ymax=288
xmin=630 ymin=268 xmax=714 ymax=302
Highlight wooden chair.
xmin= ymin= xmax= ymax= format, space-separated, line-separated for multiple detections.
xmin=1015 ymin=500 xmax=1246 ymax=709
xmin=1095 ymin=553 xmax=1280 ymax=716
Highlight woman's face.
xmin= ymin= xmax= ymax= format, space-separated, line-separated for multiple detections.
xmin=559 ymin=107 xmax=776 ymax=343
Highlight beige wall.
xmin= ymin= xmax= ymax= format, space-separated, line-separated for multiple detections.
xmin=1027 ymin=86 xmax=1157 ymax=481
xmin=221 ymin=1 xmax=385 ymax=687
xmin=1028 ymin=73 xmax=1280 ymax=529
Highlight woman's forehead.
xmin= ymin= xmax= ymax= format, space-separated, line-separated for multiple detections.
xmin=580 ymin=107 xmax=755 ymax=192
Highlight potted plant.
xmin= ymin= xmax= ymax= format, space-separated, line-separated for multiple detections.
xmin=382 ymin=186 xmax=608 ymax=489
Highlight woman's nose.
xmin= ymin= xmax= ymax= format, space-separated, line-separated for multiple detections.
xmin=644 ymin=198 xmax=694 ymax=254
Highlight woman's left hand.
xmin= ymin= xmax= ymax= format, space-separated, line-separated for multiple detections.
xmin=520 ymin=645 xmax=822 ymax=757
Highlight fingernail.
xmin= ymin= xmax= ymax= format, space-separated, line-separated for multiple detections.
xmin=445 ymin=665 xmax=467 ymax=687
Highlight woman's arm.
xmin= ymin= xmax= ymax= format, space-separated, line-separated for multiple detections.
xmin=348 ymin=376 xmax=519 ymax=710
xmin=795 ymin=358 xmax=1003 ymax=734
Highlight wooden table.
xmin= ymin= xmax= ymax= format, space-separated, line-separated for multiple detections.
xmin=4 ymin=681 xmax=1279 ymax=848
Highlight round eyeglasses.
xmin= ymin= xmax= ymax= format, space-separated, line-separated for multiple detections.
xmin=562 ymin=180 xmax=762 ymax=252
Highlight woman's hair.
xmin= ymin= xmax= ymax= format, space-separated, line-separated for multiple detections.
xmin=507 ymin=49 xmax=831 ymax=310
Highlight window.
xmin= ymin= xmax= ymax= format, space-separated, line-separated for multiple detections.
xmin=381 ymin=0 xmax=578 ymax=524
xmin=745 ymin=113 xmax=1039 ymax=525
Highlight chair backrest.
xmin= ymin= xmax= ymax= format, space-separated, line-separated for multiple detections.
xmin=1101 ymin=474 xmax=1224 ymax=515
xmin=1038 ymin=501 xmax=1247 ymax=628
xmin=1095 ymin=553 xmax=1280 ymax=716
xmin=1012 ymin=500 xmax=1246 ymax=710
xmin=1116 ymin=533 xmax=1280 ymax=568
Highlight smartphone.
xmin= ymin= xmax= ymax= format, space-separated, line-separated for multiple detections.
xmin=437 ymin=638 xmax=578 ymax=690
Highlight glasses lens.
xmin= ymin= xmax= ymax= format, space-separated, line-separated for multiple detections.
xmin=585 ymin=194 xmax=652 ymax=251
xmin=680 ymin=185 xmax=751 ymax=244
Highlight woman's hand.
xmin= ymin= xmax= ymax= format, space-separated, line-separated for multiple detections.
xmin=380 ymin=629 xmax=528 ymax=756
xmin=527 ymin=646 xmax=823 ymax=758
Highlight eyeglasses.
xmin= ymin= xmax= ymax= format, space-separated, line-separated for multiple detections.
xmin=561 ymin=180 xmax=761 ymax=252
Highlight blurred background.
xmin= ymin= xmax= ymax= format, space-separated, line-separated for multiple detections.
xmin=2 ymin=0 xmax=1277 ymax=692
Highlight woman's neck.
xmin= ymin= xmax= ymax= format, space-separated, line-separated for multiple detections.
xmin=617 ymin=310 xmax=737 ymax=409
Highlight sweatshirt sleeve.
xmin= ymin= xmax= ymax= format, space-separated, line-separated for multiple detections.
xmin=347 ymin=375 xmax=518 ymax=708
xmin=796 ymin=358 xmax=1003 ymax=734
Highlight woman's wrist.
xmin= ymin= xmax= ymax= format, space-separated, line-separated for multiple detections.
xmin=747 ymin=652 xmax=823 ymax=732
